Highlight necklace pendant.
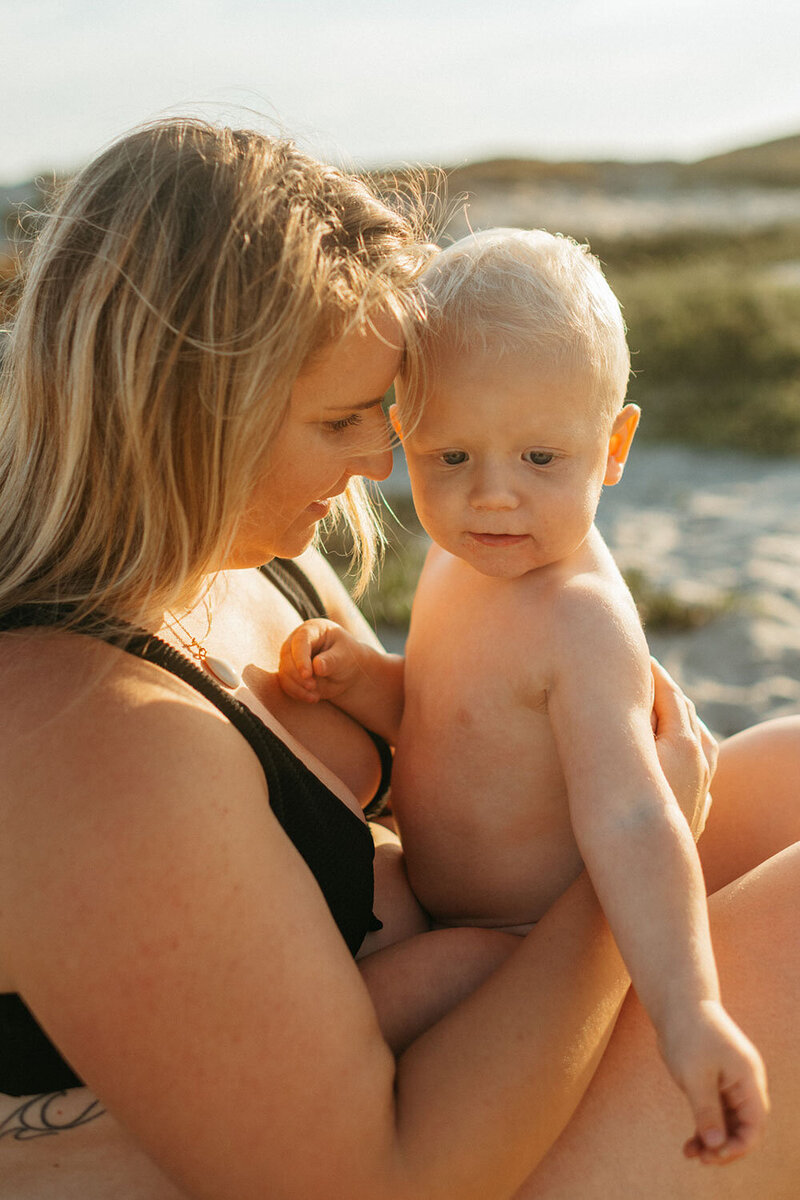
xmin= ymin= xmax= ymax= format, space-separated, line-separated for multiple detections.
xmin=202 ymin=655 xmax=241 ymax=689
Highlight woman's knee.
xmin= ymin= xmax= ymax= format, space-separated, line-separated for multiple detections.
xmin=698 ymin=717 xmax=800 ymax=892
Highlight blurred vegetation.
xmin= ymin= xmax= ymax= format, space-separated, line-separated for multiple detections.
xmin=620 ymin=568 xmax=740 ymax=633
xmin=442 ymin=131 xmax=800 ymax=192
xmin=590 ymin=224 xmax=800 ymax=455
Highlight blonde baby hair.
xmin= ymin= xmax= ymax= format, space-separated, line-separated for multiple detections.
xmin=404 ymin=227 xmax=630 ymax=418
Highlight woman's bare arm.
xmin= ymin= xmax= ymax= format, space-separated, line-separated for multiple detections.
xmin=0 ymin=637 xmax=629 ymax=1200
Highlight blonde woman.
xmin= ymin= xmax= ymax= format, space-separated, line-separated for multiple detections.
xmin=0 ymin=119 xmax=797 ymax=1200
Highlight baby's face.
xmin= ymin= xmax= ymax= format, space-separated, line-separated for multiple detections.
xmin=396 ymin=345 xmax=616 ymax=579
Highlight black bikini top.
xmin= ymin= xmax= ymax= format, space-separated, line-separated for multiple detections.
xmin=0 ymin=559 xmax=391 ymax=1095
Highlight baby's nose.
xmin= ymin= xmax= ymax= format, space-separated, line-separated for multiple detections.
xmin=468 ymin=467 xmax=519 ymax=510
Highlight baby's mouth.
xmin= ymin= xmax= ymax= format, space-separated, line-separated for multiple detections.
xmin=467 ymin=532 xmax=529 ymax=547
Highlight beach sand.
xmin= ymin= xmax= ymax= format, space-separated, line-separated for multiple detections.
xmin=597 ymin=445 xmax=800 ymax=736
xmin=382 ymin=445 xmax=800 ymax=737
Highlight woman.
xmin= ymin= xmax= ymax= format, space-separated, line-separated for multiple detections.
xmin=0 ymin=119 xmax=796 ymax=1199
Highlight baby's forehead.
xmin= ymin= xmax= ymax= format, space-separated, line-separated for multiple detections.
xmin=424 ymin=340 xmax=600 ymax=398
xmin=406 ymin=357 xmax=614 ymax=437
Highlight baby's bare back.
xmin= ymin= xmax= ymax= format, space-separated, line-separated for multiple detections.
xmin=391 ymin=546 xmax=604 ymax=928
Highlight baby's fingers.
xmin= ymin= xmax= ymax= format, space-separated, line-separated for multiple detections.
xmin=685 ymin=1085 xmax=729 ymax=1163
xmin=684 ymin=1059 xmax=769 ymax=1165
xmin=278 ymin=629 xmax=322 ymax=702
xmin=714 ymin=1059 xmax=770 ymax=1162
xmin=289 ymin=624 xmax=323 ymax=678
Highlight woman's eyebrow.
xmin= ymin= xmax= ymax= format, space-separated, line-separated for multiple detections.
xmin=326 ymin=396 xmax=386 ymax=412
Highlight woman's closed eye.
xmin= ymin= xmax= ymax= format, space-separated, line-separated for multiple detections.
xmin=523 ymin=450 xmax=555 ymax=466
xmin=324 ymin=413 xmax=363 ymax=433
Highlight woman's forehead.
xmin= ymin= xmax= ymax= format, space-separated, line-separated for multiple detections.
xmin=296 ymin=320 xmax=404 ymax=408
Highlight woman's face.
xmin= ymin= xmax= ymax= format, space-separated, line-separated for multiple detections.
xmin=229 ymin=321 xmax=401 ymax=566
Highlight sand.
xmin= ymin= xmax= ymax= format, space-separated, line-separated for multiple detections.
xmin=383 ymin=445 xmax=800 ymax=737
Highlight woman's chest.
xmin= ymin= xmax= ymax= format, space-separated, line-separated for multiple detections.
xmin=202 ymin=570 xmax=385 ymax=809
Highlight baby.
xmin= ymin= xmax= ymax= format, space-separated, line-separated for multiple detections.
xmin=279 ymin=229 xmax=767 ymax=1161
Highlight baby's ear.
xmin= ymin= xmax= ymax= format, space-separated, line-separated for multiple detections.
xmin=388 ymin=403 xmax=403 ymax=439
xmin=604 ymin=404 xmax=640 ymax=486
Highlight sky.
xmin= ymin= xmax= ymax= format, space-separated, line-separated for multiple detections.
xmin=3 ymin=0 xmax=800 ymax=185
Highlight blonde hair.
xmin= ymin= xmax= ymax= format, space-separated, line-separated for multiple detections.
xmin=403 ymin=227 xmax=630 ymax=417
xmin=0 ymin=118 xmax=432 ymax=628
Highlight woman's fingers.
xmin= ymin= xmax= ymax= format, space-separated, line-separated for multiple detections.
xmin=699 ymin=717 xmax=719 ymax=781
xmin=650 ymin=658 xmax=718 ymax=837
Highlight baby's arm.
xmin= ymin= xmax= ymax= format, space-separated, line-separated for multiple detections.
xmin=547 ymin=583 xmax=768 ymax=1163
xmin=278 ymin=618 xmax=404 ymax=743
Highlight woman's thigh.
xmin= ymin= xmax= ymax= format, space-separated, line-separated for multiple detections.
xmin=515 ymin=840 xmax=800 ymax=1199
xmin=698 ymin=716 xmax=800 ymax=894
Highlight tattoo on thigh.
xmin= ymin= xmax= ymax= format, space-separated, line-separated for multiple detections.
xmin=0 ymin=1092 xmax=106 ymax=1141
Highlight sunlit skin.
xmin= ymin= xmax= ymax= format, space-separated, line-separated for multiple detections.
xmin=395 ymin=345 xmax=634 ymax=580
xmin=391 ymin=346 xmax=767 ymax=1161
xmin=228 ymin=320 xmax=400 ymax=567
xmin=279 ymin=340 xmax=769 ymax=1163
xmin=154 ymin=320 xmax=404 ymax=822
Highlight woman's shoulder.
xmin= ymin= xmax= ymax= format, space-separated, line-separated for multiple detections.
xmin=0 ymin=625 xmax=273 ymax=946
xmin=0 ymin=628 xmax=265 ymax=827
xmin=0 ymin=626 xmax=227 ymax=735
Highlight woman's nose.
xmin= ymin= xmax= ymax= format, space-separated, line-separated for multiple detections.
xmin=358 ymin=442 xmax=394 ymax=482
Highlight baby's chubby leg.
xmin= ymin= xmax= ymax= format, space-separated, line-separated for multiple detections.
xmin=358 ymin=823 xmax=523 ymax=1052
xmin=359 ymin=925 xmax=521 ymax=1054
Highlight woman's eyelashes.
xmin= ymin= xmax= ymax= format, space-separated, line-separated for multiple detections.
xmin=440 ymin=450 xmax=468 ymax=465
xmin=523 ymin=450 xmax=555 ymax=466
xmin=324 ymin=413 xmax=363 ymax=433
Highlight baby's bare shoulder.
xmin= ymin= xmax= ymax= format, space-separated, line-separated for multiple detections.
xmin=550 ymin=567 xmax=646 ymax=659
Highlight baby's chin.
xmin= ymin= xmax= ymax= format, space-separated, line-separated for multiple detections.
xmin=464 ymin=559 xmax=543 ymax=580
xmin=450 ymin=540 xmax=552 ymax=580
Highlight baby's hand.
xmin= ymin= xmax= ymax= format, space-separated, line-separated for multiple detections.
xmin=278 ymin=619 xmax=362 ymax=704
xmin=660 ymin=1000 xmax=769 ymax=1165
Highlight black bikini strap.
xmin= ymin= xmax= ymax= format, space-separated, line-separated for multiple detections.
xmin=259 ymin=558 xmax=328 ymax=623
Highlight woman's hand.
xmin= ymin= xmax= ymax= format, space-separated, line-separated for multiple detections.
xmin=650 ymin=658 xmax=717 ymax=839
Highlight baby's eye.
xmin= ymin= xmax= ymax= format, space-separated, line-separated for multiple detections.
xmin=523 ymin=450 xmax=555 ymax=466
xmin=324 ymin=413 xmax=363 ymax=433
xmin=440 ymin=450 xmax=468 ymax=466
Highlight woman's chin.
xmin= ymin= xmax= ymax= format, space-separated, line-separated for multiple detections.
xmin=250 ymin=534 xmax=319 ymax=568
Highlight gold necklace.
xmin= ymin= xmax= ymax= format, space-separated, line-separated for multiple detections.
xmin=164 ymin=610 xmax=241 ymax=689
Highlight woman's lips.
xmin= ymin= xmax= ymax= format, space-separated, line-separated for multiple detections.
xmin=467 ymin=532 xmax=530 ymax=547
